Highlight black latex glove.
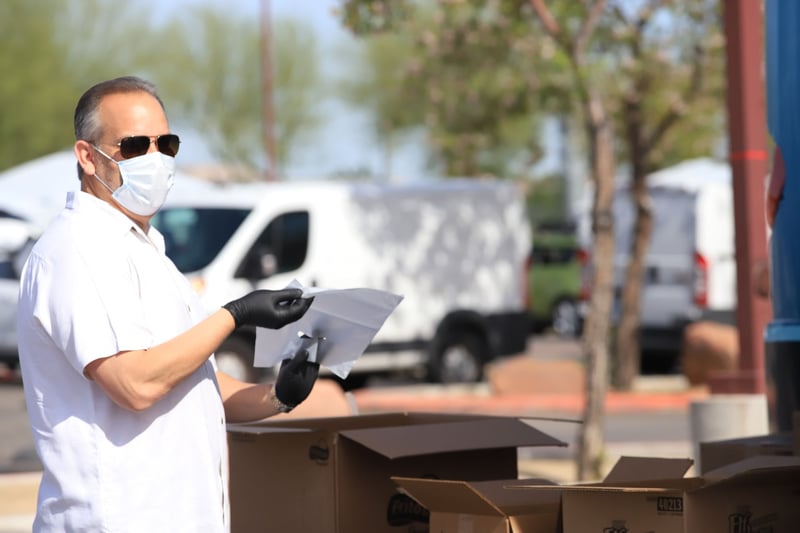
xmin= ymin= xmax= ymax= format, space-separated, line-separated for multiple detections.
xmin=274 ymin=349 xmax=320 ymax=408
xmin=223 ymin=289 xmax=313 ymax=329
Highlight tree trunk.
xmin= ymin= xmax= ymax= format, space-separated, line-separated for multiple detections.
xmin=614 ymin=171 xmax=653 ymax=389
xmin=577 ymin=90 xmax=616 ymax=481
xmin=614 ymin=184 xmax=650 ymax=388
xmin=615 ymin=88 xmax=654 ymax=390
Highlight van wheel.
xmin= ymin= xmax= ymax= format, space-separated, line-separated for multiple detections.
xmin=428 ymin=332 xmax=486 ymax=384
xmin=215 ymin=336 xmax=260 ymax=383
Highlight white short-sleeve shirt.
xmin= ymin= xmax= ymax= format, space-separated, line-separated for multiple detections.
xmin=17 ymin=191 xmax=229 ymax=533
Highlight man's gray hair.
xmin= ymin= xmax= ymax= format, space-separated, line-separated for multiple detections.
xmin=73 ymin=76 xmax=166 ymax=179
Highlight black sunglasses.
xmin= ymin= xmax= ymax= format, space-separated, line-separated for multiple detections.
xmin=115 ymin=134 xmax=181 ymax=159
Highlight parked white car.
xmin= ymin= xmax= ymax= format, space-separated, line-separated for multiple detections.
xmin=0 ymin=237 xmax=34 ymax=365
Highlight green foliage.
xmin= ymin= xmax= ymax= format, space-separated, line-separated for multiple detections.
xmin=0 ymin=1 xmax=91 ymax=168
xmin=339 ymin=0 xmax=413 ymax=35
xmin=599 ymin=0 xmax=726 ymax=171
xmin=336 ymin=31 xmax=421 ymax=136
xmin=334 ymin=29 xmax=423 ymax=177
xmin=0 ymin=1 xmax=322 ymax=175
xmin=526 ymin=174 xmax=567 ymax=227
xmin=0 ymin=0 xmax=169 ymax=170
xmin=340 ymin=0 xmax=547 ymax=178
xmin=340 ymin=0 xmax=726 ymax=181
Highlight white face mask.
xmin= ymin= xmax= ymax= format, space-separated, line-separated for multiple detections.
xmin=92 ymin=147 xmax=175 ymax=216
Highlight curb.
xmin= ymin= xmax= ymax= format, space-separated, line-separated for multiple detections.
xmin=353 ymin=387 xmax=709 ymax=416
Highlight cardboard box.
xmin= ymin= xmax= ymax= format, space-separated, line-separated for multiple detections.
xmin=393 ymin=457 xmax=693 ymax=533
xmin=699 ymin=432 xmax=795 ymax=474
xmin=227 ymin=412 xmax=567 ymax=533
xmin=397 ymin=455 xmax=800 ymax=532
xmin=560 ymin=456 xmax=800 ymax=533
xmin=393 ymin=477 xmax=562 ymax=533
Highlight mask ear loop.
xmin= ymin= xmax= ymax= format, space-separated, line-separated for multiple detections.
xmin=91 ymin=144 xmax=124 ymax=190
xmin=92 ymin=144 xmax=119 ymax=166
xmin=92 ymin=173 xmax=117 ymax=195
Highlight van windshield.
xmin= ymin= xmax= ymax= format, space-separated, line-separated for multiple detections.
xmin=152 ymin=207 xmax=250 ymax=273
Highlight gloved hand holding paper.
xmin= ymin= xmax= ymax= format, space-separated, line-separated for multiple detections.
xmin=253 ymin=280 xmax=403 ymax=378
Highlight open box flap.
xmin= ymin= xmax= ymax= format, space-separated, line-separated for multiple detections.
xmin=226 ymin=425 xmax=313 ymax=436
xmin=703 ymin=431 xmax=793 ymax=449
xmin=230 ymin=412 xmax=515 ymax=433
xmin=603 ymin=456 xmax=694 ymax=484
xmin=475 ymin=479 xmax=562 ymax=514
xmin=339 ymin=418 xmax=567 ymax=459
xmin=393 ymin=477 xmax=507 ymax=517
xmin=699 ymin=455 xmax=800 ymax=486
xmin=228 ymin=412 xmax=483 ymax=435
xmin=393 ymin=477 xmax=561 ymax=518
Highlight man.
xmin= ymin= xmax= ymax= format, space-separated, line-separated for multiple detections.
xmin=17 ymin=76 xmax=318 ymax=532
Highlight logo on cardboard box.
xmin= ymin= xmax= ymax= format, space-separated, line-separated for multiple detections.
xmin=602 ymin=521 xmax=628 ymax=533
xmin=728 ymin=509 xmax=778 ymax=533
xmin=656 ymin=496 xmax=684 ymax=514
xmin=386 ymin=493 xmax=429 ymax=528
xmin=728 ymin=512 xmax=752 ymax=533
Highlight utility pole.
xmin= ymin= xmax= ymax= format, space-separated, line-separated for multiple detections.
xmin=260 ymin=0 xmax=278 ymax=181
xmin=688 ymin=3 xmax=771 ymax=469
xmin=712 ymin=0 xmax=770 ymax=394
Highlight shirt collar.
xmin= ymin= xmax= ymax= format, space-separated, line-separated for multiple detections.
xmin=65 ymin=191 xmax=166 ymax=253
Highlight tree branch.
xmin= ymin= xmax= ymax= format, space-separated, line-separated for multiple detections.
xmin=644 ymin=41 xmax=707 ymax=154
xmin=611 ymin=4 xmax=628 ymax=25
xmin=529 ymin=0 xmax=561 ymax=38
xmin=637 ymin=0 xmax=664 ymax=28
xmin=574 ymin=0 xmax=609 ymax=59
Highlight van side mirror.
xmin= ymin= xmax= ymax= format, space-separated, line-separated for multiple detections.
xmin=239 ymin=247 xmax=278 ymax=280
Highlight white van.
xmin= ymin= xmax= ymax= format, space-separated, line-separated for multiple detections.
xmin=152 ymin=179 xmax=532 ymax=385
xmin=578 ymin=158 xmax=736 ymax=353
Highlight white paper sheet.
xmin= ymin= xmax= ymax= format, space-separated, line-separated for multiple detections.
xmin=253 ymin=280 xmax=404 ymax=378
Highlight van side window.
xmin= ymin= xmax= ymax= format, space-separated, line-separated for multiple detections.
xmin=153 ymin=207 xmax=250 ymax=274
xmin=236 ymin=211 xmax=309 ymax=279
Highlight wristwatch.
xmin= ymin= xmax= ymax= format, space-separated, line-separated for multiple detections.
xmin=268 ymin=386 xmax=294 ymax=414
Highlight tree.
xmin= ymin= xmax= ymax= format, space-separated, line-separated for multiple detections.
xmin=529 ymin=0 xmax=617 ymax=481
xmin=608 ymin=0 xmax=725 ymax=389
xmin=339 ymin=0 xmax=610 ymax=479
xmin=340 ymin=0 xmax=547 ymax=179
xmin=531 ymin=0 xmax=725 ymax=476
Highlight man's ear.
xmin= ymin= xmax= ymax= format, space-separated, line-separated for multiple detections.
xmin=74 ymin=140 xmax=96 ymax=178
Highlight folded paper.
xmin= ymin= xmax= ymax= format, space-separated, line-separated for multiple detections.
xmin=253 ymin=280 xmax=404 ymax=378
